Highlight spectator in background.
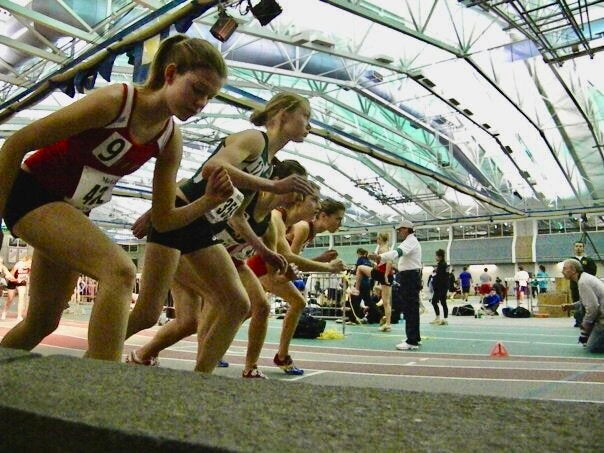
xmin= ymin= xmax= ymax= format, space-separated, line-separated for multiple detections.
xmin=0 ymin=256 xmax=17 ymax=320
xmin=351 ymin=233 xmax=394 ymax=332
xmin=365 ymin=285 xmax=383 ymax=325
xmin=9 ymin=255 xmax=32 ymax=321
xmin=372 ymin=219 xmax=422 ymax=351
xmin=426 ymin=269 xmax=436 ymax=297
xmin=348 ymin=248 xmax=372 ymax=324
xmin=529 ymin=272 xmax=539 ymax=298
xmin=459 ymin=267 xmax=472 ymax=302
xmin=492 ymin=277 xmax=505 ymax=301
xmin=448 ymin=268 xmax=458 ymax=294
xmin=355 ymin=248 xmax=371 ymax=267
xmin=481 ymin=289 xmax=501 ymax=315
xmin=479 ymin=267 xmax=492 ymax=295
xmin=536 ymin=265 xmax=549 ymax=294
xmin=514 ymin=265 xmax=530 ymax=305
xmin=561 ymin=259 xmax=604 ymax=353
xmin=429 ymin=249 xmax=450 ymax=326
xmin=570 ymin=241 xmax=597 ymax=327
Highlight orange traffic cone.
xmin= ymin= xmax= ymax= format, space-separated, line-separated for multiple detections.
xmin=489 ymin=341 xmax=509 ymax=358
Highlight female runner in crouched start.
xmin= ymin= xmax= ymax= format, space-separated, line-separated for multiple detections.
xmin=0 ymin=35 xmax=229 ymax=360
xmin=247 ymin=198 xmax=346 ymax=374
xmin=128 ymin=160 xmax=308 ymax=377
xmin=124 ymin=92 xmax=314 ymax=372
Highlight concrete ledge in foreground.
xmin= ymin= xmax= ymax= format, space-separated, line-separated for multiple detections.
xmin=0 ymin=350 xmax=599 ymax=452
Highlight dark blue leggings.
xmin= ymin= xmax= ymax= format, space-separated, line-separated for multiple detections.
xmin=431 ymin=289 xmax=449 ymax=318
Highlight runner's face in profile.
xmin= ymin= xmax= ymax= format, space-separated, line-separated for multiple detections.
xmin=167 ymin=67 xmax=224 ymax=121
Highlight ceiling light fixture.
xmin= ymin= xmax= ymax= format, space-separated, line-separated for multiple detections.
xmin=249 ymin=0 xmax=283 ymax=26
xmin=210 ymin=4 xmax=238 ymax=42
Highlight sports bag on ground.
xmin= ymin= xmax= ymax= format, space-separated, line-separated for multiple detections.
xmin=452 ymin=304 xmax=475 ymax=316
xmin=293 ymin=313 xmax=326 ymax=339
xmin=502 ymin=306 xmax=531 ymax=318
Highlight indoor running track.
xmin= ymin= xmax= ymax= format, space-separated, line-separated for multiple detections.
xmin=1 ymin=314 xmax=602 ymax=404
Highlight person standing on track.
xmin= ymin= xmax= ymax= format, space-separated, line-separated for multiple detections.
xmin=371 ymin=219 xmax=422 ymax=351
xmin=9 ymin=255 xmax=32 ymax=321
xmin=350 ymin=233 xmax=394 ymax=332
xmin=429 ymin=249 xmax=449 ymax=326
xmin=0 ymin=256 xmax=17 ymax=320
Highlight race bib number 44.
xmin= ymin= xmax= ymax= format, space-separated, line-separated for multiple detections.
xmin=204 ymin=188 xmax=244 ymax=224
xmin=67 ymin=166 xmax=119 ymax=211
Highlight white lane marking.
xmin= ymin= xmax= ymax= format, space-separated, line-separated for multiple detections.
xmin=535 ymin=397 xmax=604 ymax=404
xmin=34 ymin=332 xmax=604 ymax=371
xmin=288 ymin=370 xmax=327 ymax=381
xmin=32 ymin=344 xmax=84 ymax=354
xmin=307 ymin=369 xmax=604 ymax=385
xmin=231 ymin=337 xmax=604 ymax=361
xmin=315 ymin=328 xmax=580 ymax=339
xmin=38 ymin=322 xmax=604 ymax=362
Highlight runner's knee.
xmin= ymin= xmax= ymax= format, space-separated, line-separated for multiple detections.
xmin=102 ymin=258 xmax=137 ymax=289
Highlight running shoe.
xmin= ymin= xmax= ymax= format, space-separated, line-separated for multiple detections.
xmin=125 ymin=350 xmax=159 ymax=366
xmin=395 ymin=342 xmax=419 ymax=351
xmin=217 ymin=359 xmax=229 ymax=368
xmin=242 ymin=367 xmax=267 ymax=379
xmin=273 ymin=353 xmax=304 ymax=375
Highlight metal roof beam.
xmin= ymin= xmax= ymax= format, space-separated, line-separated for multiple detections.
xmin=1 ymin=0 xmax=97 ymax=42
xmin=0 ymin=35 xmax=65 ymax=64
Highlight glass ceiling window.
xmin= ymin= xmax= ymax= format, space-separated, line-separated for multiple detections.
xmin=0 ymin=0 xmax=602 ymax=230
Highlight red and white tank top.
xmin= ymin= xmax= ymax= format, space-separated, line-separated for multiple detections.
xmin=24 ymin=84 xmax=174 ymax=212
xmin=13 ymin=261 xmax=31 ymax=284
xmin=374 ymin=244 xmax=392 ymax=274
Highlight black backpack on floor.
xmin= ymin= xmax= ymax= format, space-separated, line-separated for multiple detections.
xmin=452 ymin=304 xmax=475 ymax=316
xmin=294 ymin=313 xmax=326 ymax=339
xmin=502 ymin=306 xmax=531 ymax=318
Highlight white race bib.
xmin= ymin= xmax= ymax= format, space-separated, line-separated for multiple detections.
xmin=213 ymin=229 xmax=239 ymax=248
xmin=230 ymin=244 xmax=256 ymax=261
xmin=67 ymin=166 xmax=119 ymax=211
xmin=204 ymin=187 xmax=244 ymax=224
xmin=92 ymin=132 xmax=132 ymax=167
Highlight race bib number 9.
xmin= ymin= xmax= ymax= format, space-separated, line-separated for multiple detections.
xmin=67 ymin=166 xmax=119 ymax=211
xmin=92 ymin=132 xmax=132 ymax=167
xmin=204 ymin=188 xmax=244 ymax=224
